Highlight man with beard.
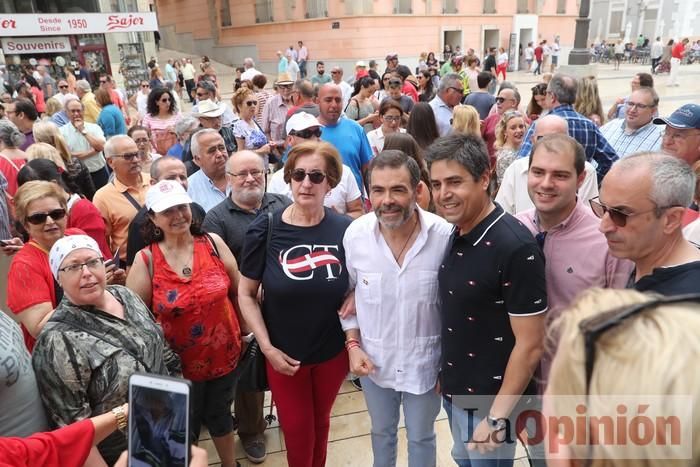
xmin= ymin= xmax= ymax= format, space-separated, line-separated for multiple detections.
xmin=340 ymin=150 xmax=452 ymax=467
xmin=93 ymin=135 xmax=151 ymax=263
xmin=202 ymin=151 xmax=290 ymax=464
xmin=187 ymin=129 xmax=229 ymax=212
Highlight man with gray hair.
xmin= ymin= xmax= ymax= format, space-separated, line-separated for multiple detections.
xmin=481 ymin=86 xmax=520 ymax=158
xmin=60 ymin=96 xmax=108 ymax=189
xmin=517 ymin=73 xmax=618 ymax=181
xmin=240 ymin=57 xmax=262 ymax=81
xmin=593 ymin=152 xmax=700 ymax=294
xmin=92 ymin=135 xmax=150 ymax=262
xmin=192 ymin=79 xmax=237 ymax=128
xmin=429 ymin=73 xmax=464 ymax=136
xmin=74 ymin=79 xmax=101 ymax=123
xmin=37 ymin=65 xmax=55 ymax=100
xmin=187 ymin=128 xmax=229 ymax=211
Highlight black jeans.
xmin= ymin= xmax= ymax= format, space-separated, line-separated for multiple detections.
xmin=90 ymin=167 xmax=109 ymax=191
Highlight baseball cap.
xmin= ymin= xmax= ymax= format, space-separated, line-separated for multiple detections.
xmin=146 ymin=180 xmax=193 ymax=213
xmin=286 ymin=112 xmax=323 ymax=135
xmin=653 ymin=104 xmax=700 ymax=130
xmin=355 ymin=60 xmax=367 ymax=68
xmin=192 ymin=99 xmax=225 ymax=118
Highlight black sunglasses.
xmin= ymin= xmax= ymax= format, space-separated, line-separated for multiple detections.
xmin=59 ymin=85 xmax=69 ymax=89
xmin=112 ymin=152 xmax=140 ymax=161
xmin=589 ymin=197 xmax=678 ymax=228
xmin=26 ymin=208 xmax=67 ymax=225
xmin=290 ymin=169 xmax=326 ymax=184
xmin=291 ymin=128 xmax=322 ymax=139
xmin=578 ymin=293 xmax=700 ymax=465
xmin=245 ymin=100 xmax=258 ymax=107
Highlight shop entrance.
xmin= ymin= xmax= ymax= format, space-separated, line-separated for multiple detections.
xmin=76 ymin=44 xmax=111 ymax=86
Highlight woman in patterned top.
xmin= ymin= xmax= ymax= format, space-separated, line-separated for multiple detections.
xmin=232 ymin=87 xmax=271 ymax=168
xmin=127 ymin=180 xmax=243 ymax=467
xmin=494 ymin=110 xmax=527 ymax=186
xmin=32 ymin=235 xmax=180 ymax=466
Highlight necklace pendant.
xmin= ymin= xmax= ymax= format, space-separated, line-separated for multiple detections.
xmin=182 ymin=267 xmax=192 ymax=276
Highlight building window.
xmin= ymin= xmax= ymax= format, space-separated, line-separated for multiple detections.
xmin=556 ymin=0 xmax=566 ymax=14
xmin=220 ymin=0 xmax=232 ymax=26
xmin=306 ymin=0 xmax=328 ymax=18
xmin=394 ymin=0 xmax=412 ymax=14
xmin=255 ymin=0 xmax=273 ymax=23
xmin=443 ymin=0 xmax=457 ymax=14
xmin=517 ymin=0 xmax=529 ymax=13
xmin=483 ymin=0 xmax=496 ymax=14
xmin=345 ymin=0 xmax=373 ymax=15
xmin=609 ymin=10 xmax=623 ymax=35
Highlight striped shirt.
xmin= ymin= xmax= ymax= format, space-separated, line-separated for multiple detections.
xmin=600 ymin=118 xmax=662 ymax=158
xmin=518 ymin=104 xmax=618 ymax=180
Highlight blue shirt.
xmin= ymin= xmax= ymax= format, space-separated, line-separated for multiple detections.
xmin=518 ymin=104 xmax=619 ymax=180
xmin=166 ymin=142 xmax=184 ymax=160
xmin=429 ymin=95 xmax=453 ymax=137
xmin=96 ymin=104 xmax=127 ymax=138
xmin=50 ymin=110 xmax=70 ymax=128
xmin=187 ymin=169 xmax=228 ymax=212
xmin=320 ymin=118 xmax=373 ymax=193
xmin=599 ymin=118 xmax=662 ymax=158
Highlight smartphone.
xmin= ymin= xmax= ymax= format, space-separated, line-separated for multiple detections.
xmin=128 ymin=373 xmax=191 ymax=467
xmin=105 ymin=247 xmax=121 ymax=269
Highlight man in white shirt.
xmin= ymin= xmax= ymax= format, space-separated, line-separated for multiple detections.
xmin=429 ymin=73 xmax=463 ymax=136
xmin=496 ymin=114 xmax=598 ymax=214
xmin=182 ymin=59 xmax=197 ymax=102
xmin=297 ymin=41 xmax=309 ymax=78
xmin=286 ymin=51 xmax=300 ymax=82
xmin=341 ymin=150 xmax=452 ymax=467
xmin=330 ymin=66 xmax=353 ymax=112
xmin=240 ymin=57 xmax=263 ymax=82
xmin=650 ymin=36 xmax=664 ymax=74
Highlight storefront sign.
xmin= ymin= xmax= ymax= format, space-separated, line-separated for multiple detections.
xmin=0 ymin=13 xmax=158 ymax=37
xmin=2 ymin=36 xmax=71 ymax=54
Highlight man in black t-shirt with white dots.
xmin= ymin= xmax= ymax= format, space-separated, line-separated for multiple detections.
xmin=426 ymin=133 xmax=547 ymax=467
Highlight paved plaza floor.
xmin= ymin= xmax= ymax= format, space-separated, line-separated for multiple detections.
xmin=152 ymin=49 xmax=700 ymax=466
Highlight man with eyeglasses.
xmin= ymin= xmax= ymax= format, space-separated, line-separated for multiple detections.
xmin=517 ymin=74 xmax=618 ymax=182
xmin=187 ymin=129 xmax=230 ymax=212
xmin=516 ymin=134 xmax=633 ymax=383
xmin=653 ymin=103 xmax=700 ymax=166
xmin=60 ymin=97 xmax=109 ymax=190
xmin=429 ymin=73 xmax=463 ymax=137
xmin=600 ymin=87 xmax=662 ymax=158
xmin=131 ymin=81 xmax=150 ymax=122
xmin=52 ymin=80 xmax=73 ymax=107
xmin=202 ymin=150 xmax=290 ymax=464
xmin=192 ymin=80 xmax=237 ymax=128
xmin=595 ymin=152 xmax=700 ymax=295
xmin=268 ymin=112 xmax=363 ymax=218
xmin=93 ymin=135 xmax=150 ymax=263
xmin=482 ymin=87 xmax=520 ymax=160
xmin=74 ymin=79 xmax=100 ymax=123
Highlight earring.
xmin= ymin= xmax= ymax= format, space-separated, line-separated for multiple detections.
xmin=154 ymin=227 xmax=162 ymax=236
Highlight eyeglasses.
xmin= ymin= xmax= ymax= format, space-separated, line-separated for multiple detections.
xmin=625 ymin=101 xmax=655 ymax=110
xmin=278 ymin=84 xmax=293 ymax=90
xmin=589 ymin=196 xmax=678 ymax=227
xmin=291 ymin=127 xmax=322 ymax=139
xmin=58 ymin=257 xmax=105 ymax=276
xmin=245 ymin=100 xmax=258 ymax=107
xmin=495 ymin=97 xmax=514 ymax=104
xmin=383 ymin=115 xmax=401 ymax=122
xmin=448 ymin=86 xmax=463 ymax=94
xmin=660 ymin=130 xmax=700 ymax=142
xmin=26 ymin=208 xmax=67 ymax=225
xmin=141 ymin=84 xmax=150 ymax=88
xmin=134 ymin=138 xmax=149 ymax=145
xmin=227 ymin=169 xmax=263 ymax=179
xmin=159 ymin=98 xmax=171 ymax=103
xmin=59 ymin=85 xmax=69 ymax=89
xmin=99 ymin=80 xmax=107 ymax=84
xmin=331 ymin=71 xmax=341 ymax=74
xmin=111 ymin=152 xmax=141 ymax=161
xmin=205 ymin=144 xmax=227 ymax=155
xmin=290 ymin=169 xmax=326 ymax=184
xmin=195 ymin=92 xmax=208 ymax=97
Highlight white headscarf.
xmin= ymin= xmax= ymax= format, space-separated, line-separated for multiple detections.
xmin=49 ymin=235 xmax=102 ymax=280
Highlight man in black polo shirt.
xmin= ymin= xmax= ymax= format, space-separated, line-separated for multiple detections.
xmin=426 ymin=133 xmax=547 ymax=466
xmin=202 ymin=149 xmax=290 ymax=464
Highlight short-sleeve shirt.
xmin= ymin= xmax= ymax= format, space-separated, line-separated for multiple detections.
xmin=438 ymin=203 xmax=547 ymax=399
xmin=232 ymin=119 xmax=268 ymax=150
xmin=239 ymin=208 xmax=352 ymax=364
xmin=320 ymin=118 xmax=373 ymax=193
xmin=60 ymin=122 xmax=106 ymax=173
xmin=464 ymin=92 xmax=496 ymax=121
xmin=632 ymin=261 xmax=700 ymax=295
xmin=381 ymin=95 xmax=414 ymax=114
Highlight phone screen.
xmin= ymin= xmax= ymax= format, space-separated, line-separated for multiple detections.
xmin=129 ymin=383 xmax=189 ymax=467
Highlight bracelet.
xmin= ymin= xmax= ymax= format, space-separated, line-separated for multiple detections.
xmin=345 ymin=338 xmax=360 ymax=346
xmin=112 ymin=405 xmax=128 ymax=432
xmin=346 ymin=343 xmax=361 ymax=351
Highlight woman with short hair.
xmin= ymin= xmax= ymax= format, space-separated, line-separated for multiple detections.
xmin=95 ymin=88 xmax=127 ymax=138
xmin=367 ymin=99 xmax=406 ymax=156
xmin=451 ymin=104 xmax=481 ymax=137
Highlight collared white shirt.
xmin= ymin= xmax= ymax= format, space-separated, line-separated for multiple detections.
xmin=187 ymin=169 xmax=228 ymax=212
xmin=429 ymin=95 xmax=453 ymax=137
xmin=367 ymin=127 xmax=406 ymax=156
xmin=599 ymin=118 xmax=662 ymax=158
xmin=495 ymin=157 xmax=599 ymax=215
xmin=341 ymin=208 xmax=453 ymax=394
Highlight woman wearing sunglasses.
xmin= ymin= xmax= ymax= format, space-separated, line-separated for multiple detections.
xmin=142 ymin=87 xmax=181 ymax=156
xmin=546 ymin=288 xmax=700 ymax=465
xmin=232 ymin=87 xmax=271 ymax=167
xmin=239 ymin=141 xmax=352 ymax=467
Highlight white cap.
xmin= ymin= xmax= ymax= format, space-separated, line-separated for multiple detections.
xmin=355 ymin=60 xmax=367 ymax=68
xmin=285 ymin=112 xmax=323 ymax=135
xmin=146 ymin=180 xmax=193 ymax=213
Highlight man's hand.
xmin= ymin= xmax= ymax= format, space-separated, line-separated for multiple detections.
xmin=1 ymin=237 xmax=23 ymax=256
xmin=348 ymin=346 xmax=375 ymax=376
xmin=73 ymin=118 xmax=85 ymax=133
xmin=467 ymin=418 xmax=504 ymax=454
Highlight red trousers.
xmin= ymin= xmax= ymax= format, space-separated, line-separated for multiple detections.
xmin=266 ymin=349 xmax=349 ymax=467
xmin=496 ymin=62 xmax=508 ymax=80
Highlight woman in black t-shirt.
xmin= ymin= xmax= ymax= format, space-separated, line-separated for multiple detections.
xmin=239 ymin=141 xmax=352 ymax=467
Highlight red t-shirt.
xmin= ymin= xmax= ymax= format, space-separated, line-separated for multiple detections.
xmin=67 ymin=198 xmax=112 ymax=258
xmin=0 ymin=155 xmax=21 ymax=196
xmin=481 ymin=112 xmax=501 ymax=163
xmin=30 ymin=87 xmax=46 ymax=114
xmin=0 ymin=418 xmax=93 ymax=467
xmin=402 ymin=81 xmax=419 ymax=103
xmin=534 ymin=46 xmax=544 ymax=61
xmin=148 ymin=236 xmax=241 ymax=381
xmin=672 ymin=42 xmax=685 ymax=59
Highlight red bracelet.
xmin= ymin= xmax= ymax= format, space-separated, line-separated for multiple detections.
xmin=345 ymin=338 xmax=360 ymax=346
xmin=346 ymin=342 xmax=361 ymax=350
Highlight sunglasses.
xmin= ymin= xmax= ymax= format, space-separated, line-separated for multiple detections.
xmin=291 ymin=128 xmax=322 ymax=139
xmin=141 ymin=84 xmax=149 ymax=88
xmin=578 ymin=292 xmax=700 ymax=465
xmin=112 ymin=152 xmax=140 ymax=161
xmin=26 ymin=208 xmax=67 ymax=225
xmin=589 ymin=197 xmax=678 ymax=228
xmin=59 ymin=85 xmax=69 ymax=89
xmin=245 ymin=100 xmax=258 ymax=107
xmin=290 ymin=168 xmax=326 ymax=184
xmin=159 ymin=98 xmax=171 ymax=103
xmin=495 ymin=97 xmax=514 ymax=104
xmin=99 ymin=80 xmax=107 ymax=84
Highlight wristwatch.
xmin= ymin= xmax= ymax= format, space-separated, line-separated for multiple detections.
xmin=112 ymin=405 xmax=128 ymax=432
xmin=80 ymin=128 xmax=88 ymax=135
xmin=487 ymin=415 xmax=508 ymax=432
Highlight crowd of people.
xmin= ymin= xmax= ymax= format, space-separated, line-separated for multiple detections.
xmin=1 ymin=41 xmax=700 ymax=467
